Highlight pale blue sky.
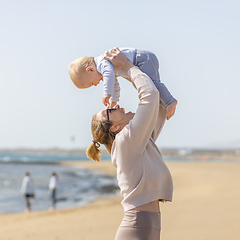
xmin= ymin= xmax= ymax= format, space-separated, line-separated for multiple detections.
xmin=0 ymin=0 xmax=239 ymax=149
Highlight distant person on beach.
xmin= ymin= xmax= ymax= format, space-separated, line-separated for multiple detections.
xmin=20 ymin=172 xmax=35 ymax=212
xmin=49 ymin=171 xmax=58 ymax=209
xmin=68 ymin=47 xmax=177 ymax=120
xmin=86 ymin=48 xmax=173 ymax=240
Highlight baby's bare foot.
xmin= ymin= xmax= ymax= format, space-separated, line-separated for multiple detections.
xmin=166 ymin=100 xmax=178 ymax=120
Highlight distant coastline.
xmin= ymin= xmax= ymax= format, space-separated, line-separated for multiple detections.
xmin=0 ymin=147 xmax=240 ymax=160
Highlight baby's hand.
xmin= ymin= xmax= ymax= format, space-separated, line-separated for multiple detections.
xmin=166 ymin=100 xmax=178 ymax=120
xmin=108 ymin=102 xmax=117 ymax=108
xmin=102 ymin=94 xmax=111 ymax=106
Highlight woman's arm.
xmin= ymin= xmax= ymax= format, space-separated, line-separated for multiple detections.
xmin=103 ymin=48 xmax=159 ymax=152
xmin=151 ymin=104 xmax=166 ymax=142
xmin=126 ymin=67 xmax=159 ymax=152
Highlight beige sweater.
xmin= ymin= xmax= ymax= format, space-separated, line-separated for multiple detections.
xmin=111 ymin=67 xmax=173 ymax=212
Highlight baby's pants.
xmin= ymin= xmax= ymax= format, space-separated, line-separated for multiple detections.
xmin=115 ymin=210 xmax=161 ymax=240
xmin=134 ymin=49 xmax=175 ymax=107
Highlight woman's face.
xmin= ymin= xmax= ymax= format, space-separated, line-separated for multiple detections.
xmin=98 ymin=105 xmax=134 ymax=129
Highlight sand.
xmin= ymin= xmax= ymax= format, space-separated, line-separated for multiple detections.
xmin=0 ymin=160 xmax=240 ymax=240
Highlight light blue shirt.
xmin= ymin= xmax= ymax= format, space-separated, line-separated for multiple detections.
xmin=94 ymin=48 xmax=135 ymax=102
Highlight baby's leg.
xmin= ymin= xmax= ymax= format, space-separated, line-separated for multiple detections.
xmin=135 ymin=50 xmax=176 ymax=105
xmin=134 ymin=50 xmax=160 ymax=84
xmin=134 ymin=50 xmax=177 ymax=119
xmin=166 ymin=99 xmax=177 ymax=120
xmin=153 ymin=81 xmax=177 ymax=120
xmin=153 ymin=81 xmax=176 ymax=107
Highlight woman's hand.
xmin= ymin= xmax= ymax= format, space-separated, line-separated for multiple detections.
xmin=102 ymin=47 xmax=134 ymax=72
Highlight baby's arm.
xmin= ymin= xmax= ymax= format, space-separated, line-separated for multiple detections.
xmin=102 ymin=78 xmax=120 ymax=107
xmin=102 ymin=95 xmax=111 ymax=107
xmin=101 ymin=61 xmax=117 ymax=106
xmin=108 ymin=78 xmax=120 ymax=108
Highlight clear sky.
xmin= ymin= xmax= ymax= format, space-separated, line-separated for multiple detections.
xmin=0 ymin=0 xmax=239 ymax=150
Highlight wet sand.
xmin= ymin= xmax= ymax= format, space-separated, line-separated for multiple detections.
xmin=0 ymin=160 xmax=240 ymax=240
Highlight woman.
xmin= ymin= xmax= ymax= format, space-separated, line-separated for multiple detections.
xmin=49 ymin=171 xmax=58 ymax=209
xmin=20 ymin=172 xmax=35 ymax=212
xmin=87 ymin=48 xmax=173 ymax=240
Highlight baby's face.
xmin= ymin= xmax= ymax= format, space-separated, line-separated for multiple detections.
xmin=75 ymin=70 xmax=103 ymax=89
xmin=90 ymin=70 xmax=103 ymax=87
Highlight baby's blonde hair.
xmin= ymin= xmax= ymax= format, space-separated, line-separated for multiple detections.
xmin=86 ymin=113 xmax=116 ymax=162
xmin=68 ymin=56 xmax=94 ymax=88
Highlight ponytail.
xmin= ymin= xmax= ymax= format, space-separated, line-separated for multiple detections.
xmin=86 ymin=141 xmax=101 ymax=162
xmin=86 ymin=113 xmax=116 ymax=162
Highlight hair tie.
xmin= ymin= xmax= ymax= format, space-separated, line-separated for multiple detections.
xmin=92 ymin=140 xmax=100 ymax=147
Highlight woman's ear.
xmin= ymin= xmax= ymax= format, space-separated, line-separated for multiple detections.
xmin=110 ymin=124 xmax=121 ymax=133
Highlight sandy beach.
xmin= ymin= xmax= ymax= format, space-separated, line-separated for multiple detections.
xmin=0 ymin=160 xmax=240 ymax=240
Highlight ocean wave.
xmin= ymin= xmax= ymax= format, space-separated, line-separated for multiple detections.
xmin=0 ymin=162 xmax=118 ymax=214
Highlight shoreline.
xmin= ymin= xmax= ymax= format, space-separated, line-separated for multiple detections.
xmin=0 ymin=160 xmax=119 ymax=216
xmin=1 ymin=147 xmax=240 ymax=161
xmin=59 ymin=160 xmax=117 ymax=177
xmin=1 ymin=160 xmax=240 ymax=240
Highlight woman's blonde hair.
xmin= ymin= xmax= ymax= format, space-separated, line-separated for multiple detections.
xmin=86 ymin=113 xmax=116 ymax=162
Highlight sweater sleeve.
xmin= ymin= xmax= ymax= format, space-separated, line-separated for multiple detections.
xmin=125 ymin=67 xmax=159 ymax=153
xmin=110 ymin=78 xmax=120 ymax=102
xmin=151 ymin=104 xmax=166 ymax=142
xmin=101 ymin=61 xmax=116 ymax=96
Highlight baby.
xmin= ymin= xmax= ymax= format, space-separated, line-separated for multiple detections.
xmin=68 ymin=47 xmax=177 ymax=120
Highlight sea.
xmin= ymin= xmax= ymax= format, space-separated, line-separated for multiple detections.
xmin=0 ymin=152 xmax=118 ymax=214
xmin=0 ymin=151 xmax=238 ymax=215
